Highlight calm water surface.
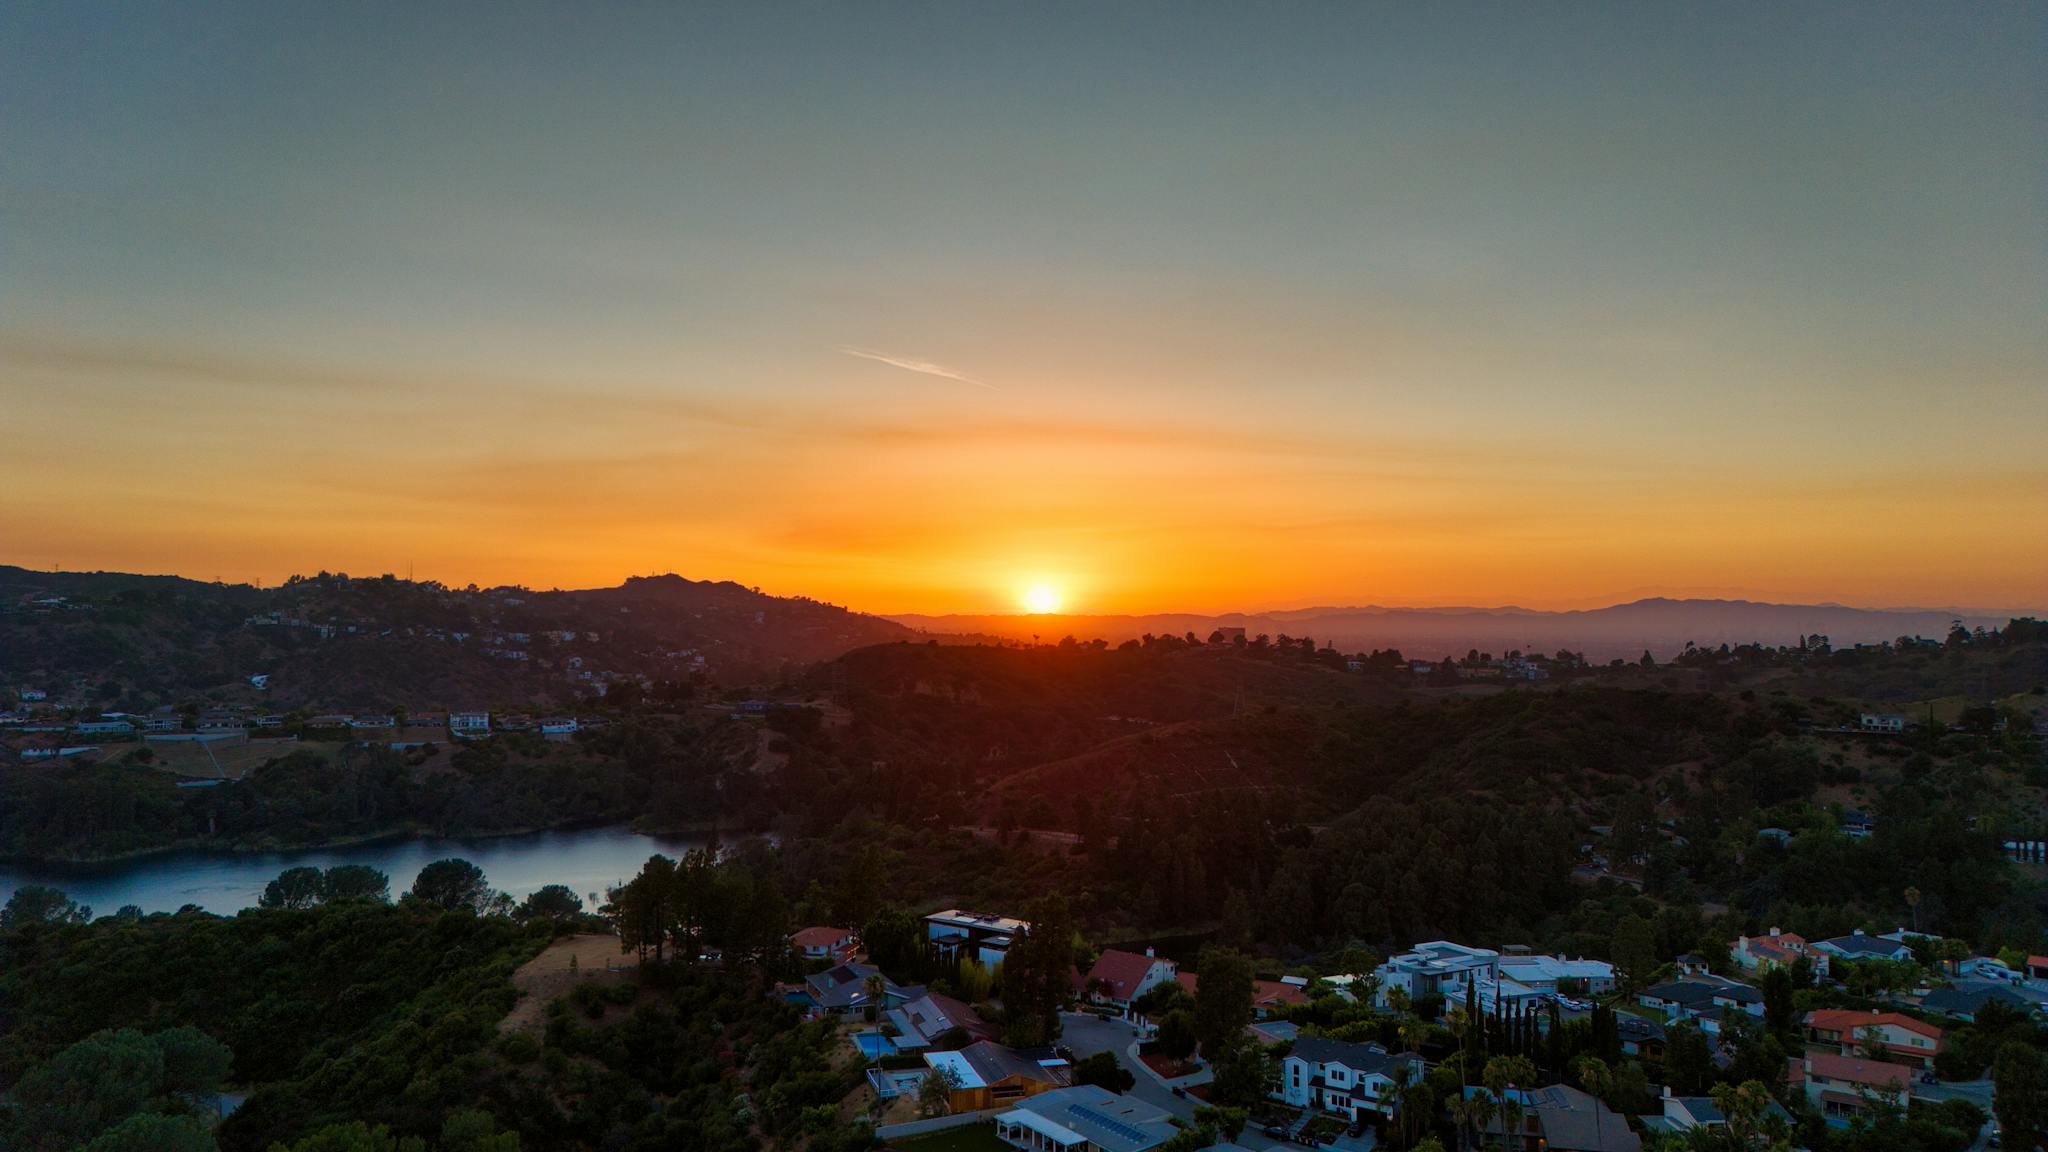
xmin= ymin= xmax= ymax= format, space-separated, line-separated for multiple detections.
xmin=0 ymin=826 xmax=710 ymax=916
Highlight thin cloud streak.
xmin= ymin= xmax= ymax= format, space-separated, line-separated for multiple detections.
xmin=836 ymin=345 xmax=999 ymax=391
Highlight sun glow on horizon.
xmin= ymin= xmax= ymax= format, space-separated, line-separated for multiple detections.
xmin=1021 ymin=583 xmax=1063 ymax=614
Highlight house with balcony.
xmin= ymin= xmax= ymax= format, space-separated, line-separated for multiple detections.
xmin=926 ymin=909 xmax=1030 ymax=968
xmin=1374 ymin=941 xmax=1502 ymax=1008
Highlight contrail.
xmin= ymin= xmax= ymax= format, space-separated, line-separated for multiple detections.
xmin=836 ymin=345 xmax=999 ymax=391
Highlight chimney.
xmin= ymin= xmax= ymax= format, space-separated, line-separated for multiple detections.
xmin=1145 ymin=947 xmax=1155 ymax=958
xmin=1769 ymin=927 xmax=1781 ymax=938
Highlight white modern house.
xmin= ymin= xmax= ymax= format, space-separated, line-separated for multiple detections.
xmin=1375 ymin=941 xmax=1502 ymax=1006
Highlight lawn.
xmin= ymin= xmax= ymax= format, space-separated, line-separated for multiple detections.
xmin=890 ymin=1123 xmax=1014 ymax=1152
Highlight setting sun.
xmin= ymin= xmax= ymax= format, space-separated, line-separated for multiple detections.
xmin=1021 ymin=584 xmax=1062 ymax=614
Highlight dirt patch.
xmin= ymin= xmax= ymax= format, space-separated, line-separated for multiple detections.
xmin=1139 ymin=1051 xmax=1200 ymax=1080
xmin=501 ymin=933 xmax=636 ymax=1035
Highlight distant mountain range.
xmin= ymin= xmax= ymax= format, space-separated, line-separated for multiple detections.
xmin=892 ymin=598 xmax=2038 ymax=662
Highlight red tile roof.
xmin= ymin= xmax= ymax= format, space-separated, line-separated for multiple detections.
xmin=1805 ymin=1009 xmax=1942 ymax=1042
xmin=1806 ymin=1051 xmax=1913 ymax=1089
xmin=1086 ymin=949 xmax=1167 ymax=1000
xmin=1172 ymin=972 xmax=1306 ymax=1009
xmin=790 ymin=926 xmax=853 ymax=950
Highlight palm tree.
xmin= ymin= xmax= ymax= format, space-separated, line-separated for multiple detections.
xmin=1575 ymin=1057 xmax=1614 ymax=1152
xmin=1389 ymin=1060 xmax=1417 ymax=1147
xmin=1485 ymin=1055 xmax=1537 ymax=1150
xmin=1457 ymin=1086 xmax=1495 ymax=1152
xmin=862 ymin=971 xmax=887 ymax=1025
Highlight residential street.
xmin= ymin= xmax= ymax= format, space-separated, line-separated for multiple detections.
xmin=1056 ymin=1012 xmax=1374 ymax=1152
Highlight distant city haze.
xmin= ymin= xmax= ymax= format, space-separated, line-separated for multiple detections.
xmin=3 ymin=4 xmax=2042 ymax=615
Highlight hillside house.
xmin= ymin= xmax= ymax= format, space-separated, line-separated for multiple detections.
xmin=994 ymin=1084 xmax=1177 ymax=1152
xmin=1642 ymin=1085 xmax=1793 ymax=1140
xmin=1375 ymin=940 xmax=1502 ymax=1007
xmin=788 ymin=926 xmax=855 ymax=961
xmin=1275 ymin=1036 xmax=1423 ymax=1122
xmin=1916 ymin=983 xmax=2038 ymax=1023
xmin=923 ymin=1040 xmax=1069 ymax=1112
xmin=799 ymin=962 xmax=913 ymax=1017
xmin=1791 ymin=1051 xmax=1912 ymax=1119
xmin=1859 ymin=713 xmax=1907 ymax=735
xmin=1731 ymin=929 xmax=1829 ymax=978
xmin=449 ymin=712 xmax=490 ymax=736
xmin=1812 ymin=929 xmax=1913 ymax=965
xmin=890 ymin=991 xmax=996 ymax=1050
xmin=1466 ymin=1083 xmax=1640 ymax=1152
xmin=926 ymin=909 xmax=1030 ymax=968
xmin=1079 ymin=948 xmax=1178 ymax=1020
xmin=1804 ymin=1009 xmax=1942 ymax=1066
xmin=1635 ymin=974 xmax=1763 ymax=1032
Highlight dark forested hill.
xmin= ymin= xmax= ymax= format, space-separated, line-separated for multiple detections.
xmin=0 ymin=566 xmax=915 ymax=710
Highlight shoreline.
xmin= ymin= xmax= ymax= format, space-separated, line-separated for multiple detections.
xmin=0 ymin=816 xmax=767 ymax=870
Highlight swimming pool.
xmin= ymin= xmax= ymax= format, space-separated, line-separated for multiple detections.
xmin=852 ymin=1032 xmax=897 ymax=1059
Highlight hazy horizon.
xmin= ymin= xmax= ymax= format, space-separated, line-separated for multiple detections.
xmin=5 ymin=3 xmax=2043 ymax=615
xmin=5 ymin=558 xmax=2042 ymax=623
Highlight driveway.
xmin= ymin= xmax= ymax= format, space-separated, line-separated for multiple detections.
xmin=1057 ymin=1012 xmax=1309 ymax=1152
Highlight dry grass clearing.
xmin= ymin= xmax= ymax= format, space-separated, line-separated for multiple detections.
xmin=501 ymin=933 xmax=637 ymax=1035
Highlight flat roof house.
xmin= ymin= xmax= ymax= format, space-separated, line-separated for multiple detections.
xmin=1375 ymin=940 xmax=1502 ymax=1007
xmin=994 ymin=1083 xmax=1177 ymax=1152
xmin=926 ymin=909 xmax=1030 ymax=968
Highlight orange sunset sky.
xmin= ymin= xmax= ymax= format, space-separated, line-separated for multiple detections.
xmin=3 ymin=6 xmax=2044 ymax=616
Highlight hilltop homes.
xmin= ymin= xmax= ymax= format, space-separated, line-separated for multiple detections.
xmin=1730 ymin=928 xmax=1830 ymax=979
xmin=926 ymin=909 xmax=1030 ymax=968
xmin=1790 ymin=1051 xmax=1913 ymax=1119
xmin=1275 ymin=1037 xmax=1424 ymax=1123
xmin=1078 ymin=948 xmax=1180 ymax=1021
xmin=923 ymin=1039 xmax=1070 ymax=1112
xmin=1805 ymin=1008 xmax=1943 ymax=1067
xmin=994 ymin=1084 xmax=1177 ymax=1152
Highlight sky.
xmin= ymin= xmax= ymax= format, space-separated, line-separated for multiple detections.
xmin=3 ymin=3 xmax=2043 ymax=616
